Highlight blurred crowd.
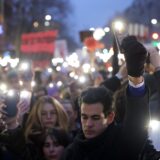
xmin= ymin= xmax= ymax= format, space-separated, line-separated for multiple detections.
xmin=0 ymin=36 xmax=160 ymax=160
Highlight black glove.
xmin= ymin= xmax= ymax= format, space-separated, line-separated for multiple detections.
xmin=121 ymin=36 xmax=147 ymax=77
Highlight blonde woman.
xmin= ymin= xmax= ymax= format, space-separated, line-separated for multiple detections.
xmin=24 ymin=96 xmax=69 ymax=142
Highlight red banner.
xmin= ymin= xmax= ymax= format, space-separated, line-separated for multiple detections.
xmin=20 ymin=30 xmax=58 ymax=54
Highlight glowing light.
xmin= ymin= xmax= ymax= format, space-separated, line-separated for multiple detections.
xmin=9 ymin=58 xmax=19 ymax=68
xmin=0 ymin=83 xmax=7 ymax=92
xmin=93 ymin=28 xmax=105 ymax=40
xmin=19 ymin=62 xmax=29 ymax=71
xmin=103 ymin=49 xmax=108 ymax=54
xmin=74 ymin=75 xmax=78 ymax=80
xmin=31 ymin=81 xmax=36 ymax=87
xmin=62 ymin=62 xmax=68 ymax=68
xmin=118 ymin=53 xmax=125 ymax=61
xmin=152 ymin=33 xmax=159 ymax=40
xmin=33 ymin=21 xmax=39 ymax=28
xmin=151 ymin=19 xmax=158 ymax=25
xmin=56 ymin=66 xmax=61 ymax=71
xmin=45 ymin=15 xmax=52 ymax=21
xmin=47 ymin=68 xmax=53 ymax=73
xmin=79 ymin=76 xmax=86 ymax=83
xmin=49 ymin=83 xmax=54 ymax=88
xmin=57 ymin=81 xmax=62 ymax=87
xmin=149 ymin=120 xmax=160 ymax=131
xmin=82 ymin=63 xmax=91 ymax=73
xmin=91 ymin=67 xmax=96 ymax=72
xmin=89 ymin=27 xmax=95 ymax=31
xmin=104 ymin=27 xmax=110 ymax=33
xmin=44 ymin=21 xmax=50 ymax=26
xmin=69 ymin=72 xmax=75 ymax=78
xmin=108 ymin=66 xmax=113 ymax=72
xmin=7 ymin=90 xmax=14 ymax=97
xmin=52 ymin=58 xmax=64 ymax=66
xmin=19 ymin=81 xmax=23 ymax=86
xmin=113 ymin=20 xmax=125 ymax=33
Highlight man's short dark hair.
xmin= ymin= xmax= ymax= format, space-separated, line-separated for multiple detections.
xmin=79 ymin=86 xmax=113 ymax=117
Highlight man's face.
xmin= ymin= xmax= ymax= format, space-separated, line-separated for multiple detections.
xmin=81 ymin=102 xmax=108 ymax=139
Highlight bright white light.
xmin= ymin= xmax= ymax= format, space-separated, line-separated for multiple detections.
xmin=49 ymin=83 xmax=54 ymax=88
xmin=108 ymin=66 xmax=113 ymax=72
xmin=20 ymin=90 xmax=30 ymax=99
xmin=66 ymin=53 xmax=80 ymax=68
xmin=104 ymin=27 xmax=110 ymax=33
xmin=82 ymin=63 xmax=91 ymax=73
xmin=69 ymin=72 xmax=75 ymax=78
xmin=19 ymin=80 xmax=23 ymax=86
xmin=56 ymin=66 xmax=61 ymax=71
xmin=74 ymin=75 xmax=78 ymax=80
xmin=118 ymin=53 xmax=125 ymax=60
xmin=79 ymin=76 xmax=86 ymax=83
xmin=91 ymin=67 xmax=96 ymax=72
xmin=57 ymin=81 xmax=62 ymax=87
xmin=62 ymin=62 xmax=68 ymax=68
xmin=31 ymin=81 xmax=36 ymax=87
xmin=19 ymin=62 xmax=29 ymax=71
xmin=9 ymin=58 xmax=19 ymax=68
xmin=93 ymin=28 xmax=105 ymax=40
xmin=47 ymin=68 xmax=53 ymax=73
xmin=149 ymin=120 xmax=160 ymax=131
xmin=52 ymin=58 xmax=64 ymax=66
xmin=113 ymin=20 xmax=125 ymax=32
xmin=7 ymin=90 xmax=14 ymax=97
xmin=45 ymin=15 xmax=52 ymax=21
xmin=89 ymin=27 xmax=95 ymax=31
xmin=151 ymin=19 xmax=158 ymax=25
xmin=0 ymin=59 xmax=8 ymax=67
xmin=0 ymin=83 xmax=7 ymax=92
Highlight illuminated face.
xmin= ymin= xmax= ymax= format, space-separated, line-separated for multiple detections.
xmin=81 ymin=102 xmax=109 ymax=139
xmin=43 ymin=135 xmax=64 ymax=160
xmin=41 ymin=103 xmax=58 ymax=128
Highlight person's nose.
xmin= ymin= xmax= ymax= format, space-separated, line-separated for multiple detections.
xmin=47 ymin=112 xmax=52 ymax=119
xmin=49 ymin=145 xmax=55 ymax=152
xmin=86 ymin=118 xmax=93 ymax=127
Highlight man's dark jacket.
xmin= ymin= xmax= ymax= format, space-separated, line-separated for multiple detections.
xmin=61 ymin=86 xmax=150 ymax=160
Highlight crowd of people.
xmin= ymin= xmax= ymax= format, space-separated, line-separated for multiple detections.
xmin=0 ymin=35 xmax=160 ymax=160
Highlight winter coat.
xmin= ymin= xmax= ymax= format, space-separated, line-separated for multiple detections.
xmin=61 ymin=86 xmax=150 ymax=160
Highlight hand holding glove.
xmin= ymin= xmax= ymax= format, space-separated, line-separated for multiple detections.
xmin=121 ymin=36 xmax=147 ymax=77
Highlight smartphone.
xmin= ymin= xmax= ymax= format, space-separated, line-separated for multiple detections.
xmin=4 ymin=90 xmax=19 ymax=117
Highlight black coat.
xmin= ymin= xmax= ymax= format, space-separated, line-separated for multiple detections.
xmin=61 ymin=87 xmax=150 ymax=160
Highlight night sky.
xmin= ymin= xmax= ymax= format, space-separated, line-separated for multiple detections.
xmin=70 ymin=0 xmax=134 ymax=42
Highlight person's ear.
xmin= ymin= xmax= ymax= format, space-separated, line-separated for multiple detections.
xmin=107 ymin=112 xmax=115 ymax=125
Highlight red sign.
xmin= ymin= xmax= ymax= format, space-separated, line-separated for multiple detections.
xmin=20 ymin=30 xmax=58 ymax=54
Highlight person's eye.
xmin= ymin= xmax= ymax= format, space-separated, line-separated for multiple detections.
xmin=92 ymin=116 xmax=100 ymax=120
xmin=44 ymin=143 xmax=50 ymax=147
xmin=54 ymin=142 xmax=60 ymax=147
xmin=81 ymin=115 xmax=88 ymax=120
xmin=50 ymin=111 xmax=56 ymax=115
xmin=41 ymin=112 xmax=47 ymax=116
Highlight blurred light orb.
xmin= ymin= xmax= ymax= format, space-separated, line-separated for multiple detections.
xmin=44 ymin=21 xmax=50 ymax=26
xmin=113 ymin=20 xmax=125 ymax=32
xmin=151 ymin=19 xmax=158 ymax=25
xmin=93 ymin=28 xmax=105 ymax=40
xmin=33 ymin=21 xmax=39 ymax=28
xmin=104 ymin=27 xmax=110 ymax=33
xmin=45 ymin=15 xmax=52 ymax=21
